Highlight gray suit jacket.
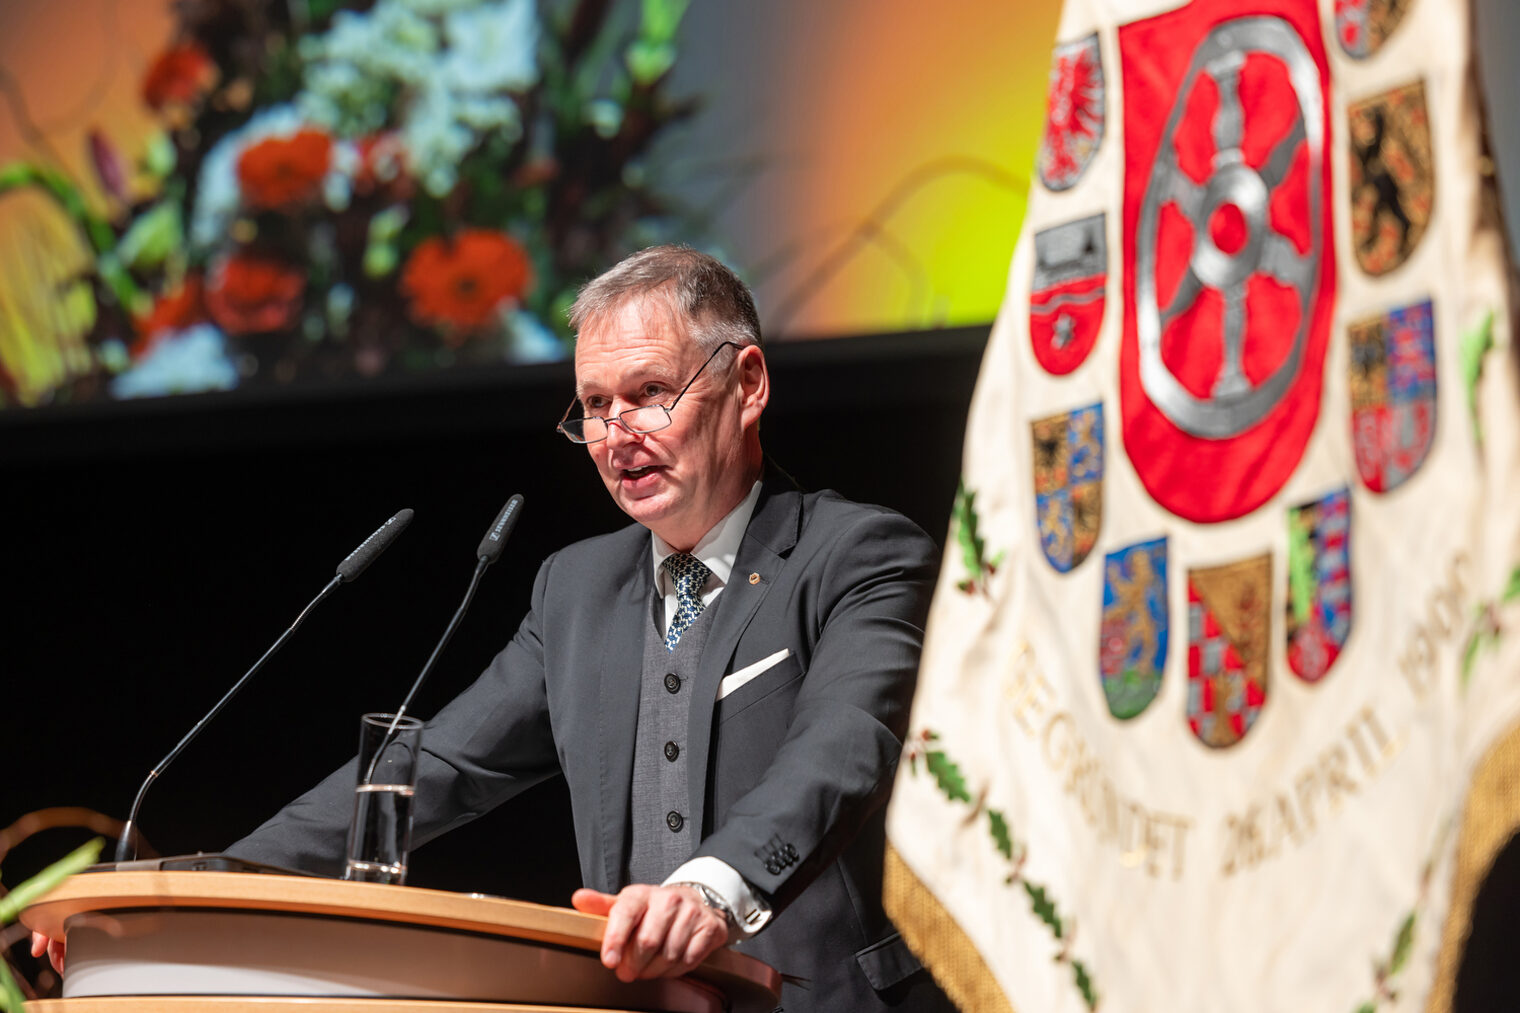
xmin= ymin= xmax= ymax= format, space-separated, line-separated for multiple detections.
xmin=230 ymin=479 xmax=950 ymax=1012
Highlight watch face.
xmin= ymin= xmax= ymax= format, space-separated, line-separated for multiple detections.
xmin=676 ymin=882 xmax=735 ymax=922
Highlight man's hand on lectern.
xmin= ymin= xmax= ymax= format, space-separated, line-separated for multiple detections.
xmin=31 ymin=931 xmax=65 ymax=974
xmin=571 ymin=884 xmax=730 ymax=982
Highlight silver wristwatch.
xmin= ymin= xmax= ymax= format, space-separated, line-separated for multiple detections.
xmin=671 ymin=881 xmax=737 ymax=928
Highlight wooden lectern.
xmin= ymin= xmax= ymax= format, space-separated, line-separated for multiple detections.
xmin=20 ymin=872 xmax=781 ymax=1013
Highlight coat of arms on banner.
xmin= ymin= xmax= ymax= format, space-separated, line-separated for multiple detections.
xmin=1286 ymin=488 xmax=1353 ymax=682
xmin=1032 ymin=403 xmax=1103 ymax=573
xmin=1350 ymin=299 xmax=1437 ymax=492
xmin=1350 ymin=81 xmax=1434 ymax=276
xmin=1334 ymin=0 xmax=1413 ymax=59
xmin=1118 ymin=0 xmax=1335 ymax=524
xmin=1039 ymin=33 xmax=1106 ymax=191
xmin=1031 ymin=215 xmax=1106 ymax=375
xmin=1100 ymin=537 xmax=1168 ymax=719
xmin=1187 ymin=554 xmax=1270 ymax=748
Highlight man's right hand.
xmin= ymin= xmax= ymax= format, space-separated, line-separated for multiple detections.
xmin=30 ymin=931 xmax=65 ymax=974
xmin=571 ymin=884 xmax=731 ymax=982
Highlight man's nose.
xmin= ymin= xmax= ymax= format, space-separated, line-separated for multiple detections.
xmin=604 ymin=414 xmax=644 ymax=447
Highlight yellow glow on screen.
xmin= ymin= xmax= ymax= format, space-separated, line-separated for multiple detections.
xmin=769 ymin=0 xmax=1063 ymax=337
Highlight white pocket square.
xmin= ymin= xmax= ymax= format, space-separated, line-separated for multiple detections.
xmin=717 ymin=648 xmax=791 ymax=700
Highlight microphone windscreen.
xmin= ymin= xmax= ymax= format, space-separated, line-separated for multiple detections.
xmin=336 ymin=508 xmax=414 ymax=582
xmin=476 ymin=494 xmax=525 ymax=564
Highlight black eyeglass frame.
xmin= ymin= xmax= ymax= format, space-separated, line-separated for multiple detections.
xmin=556 ymin=340 xmax=745 ymax=445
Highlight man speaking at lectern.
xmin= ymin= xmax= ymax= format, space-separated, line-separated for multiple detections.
xmin=230 ymin=247 xmax=946 ymax=1011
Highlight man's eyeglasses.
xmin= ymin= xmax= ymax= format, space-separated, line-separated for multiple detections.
xmin=557 ymin=341 xmax=744 ymax=445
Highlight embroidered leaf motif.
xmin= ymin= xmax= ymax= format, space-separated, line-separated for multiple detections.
xmin=1356 ymin=907 xmax=1418 ymax=1011
xmin=953 ymin=480 xmax=1004 ymax=595
xmin=1459 ymin=309 xmax=1495 ymax=444
xmin=1354 ymin=823 xmax=1449 ymax=1010
xmin=911 ymin=735 xmax=1098 ymax=1009
xmin=1503 ymin=566 xmax=1520 ymax=604
xmin=1072 ymin=960 xmax=1099 ymax=1010
xmin=988 ymin=809 xmax=1013 ymax=861
xmin=1025 ymin=881 xmax=1063 ymax=938
xmin=1460 ymin=565 xmax=1520 ymax=689
xmin=1388 ymin=912 xmax=1416 ymax=975
xmin=1461 ymin=628 xmax=1488 ymax=688
xmin=904 ymin=729 xmax=939 ymax=775
xmin=925 ymin=750 xmax=972 ymax=803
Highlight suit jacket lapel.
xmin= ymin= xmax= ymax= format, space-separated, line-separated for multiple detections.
xmin=687 ymin=480 xmax=802 ymax=834
xmin=596 ymin=535 xmax=652 ymax=890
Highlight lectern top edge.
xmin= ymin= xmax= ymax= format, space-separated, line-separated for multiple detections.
xmin=20 ymin=869 xmax=782 ymax=1007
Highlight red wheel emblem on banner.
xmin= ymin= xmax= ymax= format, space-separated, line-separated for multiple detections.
xmin=1118 ymin=0 xmax=1335 ymax=523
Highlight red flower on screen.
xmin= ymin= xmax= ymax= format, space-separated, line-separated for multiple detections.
xmin=400 ymin=230 xmax=534 ymax=340
xmin=236 ymin=129 xmax=333 ymax=210
xmin=142 ymin=41 xmax=219 ymax=113
xmin=133 ymin=276 xmax=207 ymax=355
xmin=206 ymin=254 xmax=304 ymax=334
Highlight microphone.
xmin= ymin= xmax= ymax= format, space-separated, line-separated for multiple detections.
xmin=476 ymin=493 xmax=524 ymax=565
xmin=114 ymin=509 xmax=414 ymax=863
xmin=338 ymin=509 xmax=415 ymax=581
xmin=365 ymin=495 xmax=525 ymax=783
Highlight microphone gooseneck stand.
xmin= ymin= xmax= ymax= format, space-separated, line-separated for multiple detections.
xmin=114 ymin=509 xmax=415 ymax=863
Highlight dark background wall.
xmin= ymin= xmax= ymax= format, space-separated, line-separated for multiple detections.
xmin=1 ymin=328 xmax=984 ymax=903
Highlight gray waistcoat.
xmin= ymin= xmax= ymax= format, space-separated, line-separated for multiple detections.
xmin=624 ymin=593 xmax=720 ymax=886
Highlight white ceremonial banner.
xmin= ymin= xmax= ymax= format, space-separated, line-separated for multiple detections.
xmin=884 ymin=0 xmax=1520 ymax=1011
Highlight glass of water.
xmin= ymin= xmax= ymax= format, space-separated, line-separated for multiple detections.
xmin=343 ymin=712 xmax=423 ymax=884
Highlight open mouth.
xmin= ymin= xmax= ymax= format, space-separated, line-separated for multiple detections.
xmin=619 ymin=465 xmax=664 ymax=486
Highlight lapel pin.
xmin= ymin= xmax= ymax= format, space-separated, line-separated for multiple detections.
xmin=748 ymin=572 xmax=762 ymax=585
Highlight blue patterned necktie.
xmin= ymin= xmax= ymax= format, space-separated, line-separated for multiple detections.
xmin=663 ymin=552 xmax=712 ymax=651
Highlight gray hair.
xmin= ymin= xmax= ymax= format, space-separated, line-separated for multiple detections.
xmin=568 ymin=245 xmax=763 ymax=357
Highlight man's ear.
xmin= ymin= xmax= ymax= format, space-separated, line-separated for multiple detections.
xmin=737 ymin=345 xmax=769 ymax=426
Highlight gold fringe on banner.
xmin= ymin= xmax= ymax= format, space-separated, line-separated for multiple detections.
xmin=1428 ymin=718 xmax=1520 ymax=1013
xmin=884 ymin=843 xmax=1016 ymax=1013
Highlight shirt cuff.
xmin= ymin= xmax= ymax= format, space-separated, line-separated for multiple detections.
xmin=663 ymin=856 xmax=773 ymax=937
